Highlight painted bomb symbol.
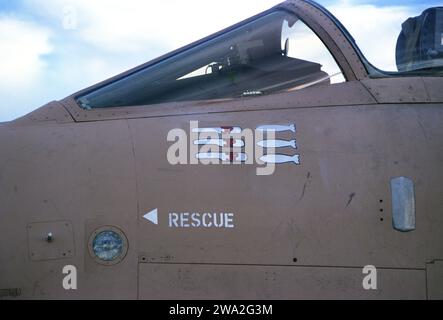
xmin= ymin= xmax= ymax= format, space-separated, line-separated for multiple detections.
xmin=257 ymin=123 xmax=300 ymax=166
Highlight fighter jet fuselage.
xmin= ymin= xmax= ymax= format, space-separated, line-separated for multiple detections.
xmin=1 ymin=0 xmax=442 ymax=300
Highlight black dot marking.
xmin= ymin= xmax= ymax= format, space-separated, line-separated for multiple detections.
xmin=293 ymin=258 xmax=298 ymax=263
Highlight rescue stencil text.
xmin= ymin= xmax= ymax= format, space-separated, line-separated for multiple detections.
xmin=169 ymin=212 xmax=235 ymax=228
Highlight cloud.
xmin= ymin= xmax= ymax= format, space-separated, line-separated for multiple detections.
xmin=0 ymin=15 xmax=53 ymax=122
xmin=25 ymin=0 xmax=282 ymax=52
xmin=0 ymin=16 xmax=52 ymax=87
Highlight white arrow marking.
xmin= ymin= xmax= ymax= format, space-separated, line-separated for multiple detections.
xmin=143 ymin=209 xmax=158 ymax=225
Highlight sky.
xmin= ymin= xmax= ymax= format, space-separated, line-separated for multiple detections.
xmin=0 ymin=0 xmax=440 ymax=122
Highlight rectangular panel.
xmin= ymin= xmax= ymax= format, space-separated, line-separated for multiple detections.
xmin=27 ymin=221 xmax=74 ymax=261
xmin=133 ymin=104 xmax=443 ymax=269
xmin=362 ymin=78 xmax=430 ymax=103
xmin=427 ymin=260 xmax=443 ymax=300
xmin=139 ymin=263 xmax=426 ymax=300
xmin=391 ymin=177 xmax=416 ymax=232
xmin=423 ymin=77 xmax=443 ymax=103
xmin=0 ymin=121 xmax=139 ymax=299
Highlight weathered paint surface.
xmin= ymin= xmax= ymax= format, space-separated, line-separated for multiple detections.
xmin=0 ymin=0 xmax=442 ymax=299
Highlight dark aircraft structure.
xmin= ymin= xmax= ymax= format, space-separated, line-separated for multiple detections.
xmin=0 ymin=0 xmax=442 ymax=299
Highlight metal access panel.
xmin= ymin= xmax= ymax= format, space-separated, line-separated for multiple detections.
xmin=426 ymin=260 xmax=443 ymax=300
xmin=138 ymin=263 xmax=426 ymax=300
xmin=27 ymin=221 xmax=75 ymax=261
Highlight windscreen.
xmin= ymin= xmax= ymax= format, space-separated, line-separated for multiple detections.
xmin=76 ymin=10 xmax=344 ymax=109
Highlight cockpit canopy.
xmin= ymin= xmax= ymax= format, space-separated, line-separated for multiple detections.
xmin=396 ymin=7 xmax=443 ymax=72
xmin=76 ymin=1 xmax=443 ymax=110
xmin=76 ymin=9 xmax=344 ymax=109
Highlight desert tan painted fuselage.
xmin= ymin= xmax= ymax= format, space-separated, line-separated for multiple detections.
xmin=0 ymin=0 xmax=442 ymax=299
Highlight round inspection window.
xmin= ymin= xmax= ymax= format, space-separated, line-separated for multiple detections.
xmin=88 ymin=226 xmax=128 ymax=266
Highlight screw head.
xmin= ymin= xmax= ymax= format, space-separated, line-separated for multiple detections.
xmin=46 ymin=232 xmax=54 ymax=243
